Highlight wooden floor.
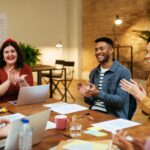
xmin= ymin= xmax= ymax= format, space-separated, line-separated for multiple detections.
xmin=51 ymin=79 xmax=150 ymax=124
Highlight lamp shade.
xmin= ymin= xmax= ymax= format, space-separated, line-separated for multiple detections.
xmin=56 ymin=41 xmax=63 ymax=48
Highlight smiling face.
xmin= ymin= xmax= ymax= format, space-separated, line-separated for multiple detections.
xmin=3 ymin=45 xmax=18 ymax=66
xmin=145 ymin=42 xmax=150 ymax=64
xmin=95 ymin=41 xmax=113 ymax=64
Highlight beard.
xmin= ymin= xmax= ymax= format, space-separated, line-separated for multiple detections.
xmin=97 ymin=55 xmax=110 ymax=64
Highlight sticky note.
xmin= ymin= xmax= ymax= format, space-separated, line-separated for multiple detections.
xmin=87 ymin=126 xmax=102 ymax=131
xmin=84 ymin=130 xmax=107 ymax=137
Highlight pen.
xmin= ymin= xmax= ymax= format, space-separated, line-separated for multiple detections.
xmin=7 ymin=110 xmax=14 ymax=114
xmin=77 ymin=113 xmax=90 ymax=119
xmin=78 ymin=113 xmax=94 ymax=120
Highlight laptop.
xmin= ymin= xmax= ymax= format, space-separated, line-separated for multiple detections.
xmin=4 ymin=109 xmax=50 ymax=150
xmin=9 ymin=84 xmax=49 ymax=106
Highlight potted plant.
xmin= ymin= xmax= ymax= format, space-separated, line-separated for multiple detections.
xmin=133 ymin=30 xmax=150 ymax=42
xmin=19 ymin=42 xmax=41 ymax=67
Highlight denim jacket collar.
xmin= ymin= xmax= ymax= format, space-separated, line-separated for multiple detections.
xmin=96 ymin=59 xmax=119 ymax=73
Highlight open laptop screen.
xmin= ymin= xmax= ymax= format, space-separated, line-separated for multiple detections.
xmin=9 ymin=84 xmax=49 ymax=106
xmin=4 ymin=109 xmax=50 ymax=150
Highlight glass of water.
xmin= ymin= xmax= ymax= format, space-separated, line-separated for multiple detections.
xmin=70 ymin=122 xmax=82 ymax=138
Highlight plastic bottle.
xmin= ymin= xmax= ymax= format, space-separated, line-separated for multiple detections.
xmin=19 ymin=118 xmax=32 ymax=150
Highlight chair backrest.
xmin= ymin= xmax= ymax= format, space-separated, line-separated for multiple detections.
xmin=63 ymin=61 xmax=75 ymax=80
xmin=52 ymin=60 xmax=65 ymax=77
xmin=128 ymin=94 xmax=137 ymax=120
xmin=55 ymin=60 xmax=65 ymax=66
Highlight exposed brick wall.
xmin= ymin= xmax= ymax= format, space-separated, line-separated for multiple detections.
xmin=82 ymin=0 xmax=150 ymax=79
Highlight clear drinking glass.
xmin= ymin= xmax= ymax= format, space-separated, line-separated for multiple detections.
xmin=70 ymin=122 xmax=82 ymax=138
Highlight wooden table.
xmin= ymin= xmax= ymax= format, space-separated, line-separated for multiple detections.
xmin=3 ymin=99 xmax=150 ymax=149
xmin=32 ymin=64 xmax=67 ymax=102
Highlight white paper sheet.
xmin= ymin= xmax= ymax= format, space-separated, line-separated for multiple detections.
xmin=43 ymin=102 xmax=88 ymax=114
xmin=43 ymin=102 xmax=67 ymax=108
xmin=0 ymin=113 xmax=25 ymax=122
xmin=92 ymin=118 xmax=141 ymax=132
xmin=46 ymin=121 xmax=56 ymax=130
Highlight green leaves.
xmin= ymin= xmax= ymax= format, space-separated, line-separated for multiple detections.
xmin=19 ymin=42 xmax=41 ymax=67
xmin=133 ymin=30 xmax=150 ymax=42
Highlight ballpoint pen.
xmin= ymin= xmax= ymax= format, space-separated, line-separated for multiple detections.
xmin=77 ymin=113 xmax=94 ymax=121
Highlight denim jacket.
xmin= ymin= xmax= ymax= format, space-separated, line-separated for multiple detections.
xmin=84 ymin=60 xmax=131 ymax=119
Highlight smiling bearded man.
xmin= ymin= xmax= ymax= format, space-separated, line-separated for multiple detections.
xmin=78 ymin=37 xmax=133 ymax=119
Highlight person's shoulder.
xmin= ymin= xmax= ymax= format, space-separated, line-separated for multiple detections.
xmin=90 ymin=65 xmax=99 ymax=73
xmin=118 ymin=63 xmax=130 ymax=72
xmin=89 ymin=65 xmax=99 ymax=79
xmin=0 ymin=67 xmax=6 ymax=79
xmin=23 ymin=64 xmax=31 ymax=68
xmin=0 ymin=67 xmax=5 ymax=73
xmin=89 ymin=66 xmax=98 ymax=75
xmin=113 ymin=61 xmax=131 ymax=77
xmin=117 ymin=64 xmax=131 ymax=78
xmin=0 ymin=67 xmax=4 ymax=71
xmin=22 ymin=64 xmax=32 ymax=71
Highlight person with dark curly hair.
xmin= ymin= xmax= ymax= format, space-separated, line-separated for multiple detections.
xmin=0 ymin=38 xmax=33 ymax=102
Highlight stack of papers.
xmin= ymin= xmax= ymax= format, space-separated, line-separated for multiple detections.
xmin=0 ymin=113 xmax=56 ymax=130
xmin=92 ymin=118 xmax=141 ymax=132
xmin=43 ymin=102 xmax=88 ymax=114
xmin=0 ymin=113 xmax=25 ymax=122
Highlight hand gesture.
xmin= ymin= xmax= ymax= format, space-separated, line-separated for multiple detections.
xmin=130 ymin=79 xmax=147 ymax=96
xmin=0 ymin=119 xmax=10 ymax=138
xmin=78 ymin=82 xmax=99 ymax=97
xmin=120 ymin=79 xmax=146 ymax=101
xmin=78 ymin=82 xmax=91 ymax=97
xmin=16 ymin=74 xmax=28 ymax=83
xmin=7 ymin=66 xmax=16 ymax=83
xmin=87 ymin=83 xmax=99 ymax=97
xmin=113 ymin=130 xmax=144 ymax=150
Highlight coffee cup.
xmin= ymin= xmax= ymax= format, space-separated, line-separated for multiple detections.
xmin=55 ymin=115 xmax=67 ymax=130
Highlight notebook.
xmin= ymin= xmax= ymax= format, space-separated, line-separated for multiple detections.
xmin=4 ymin=109 xmax=50 ymax=150
xmin=9 ymin=84 xmax=49 ymax=106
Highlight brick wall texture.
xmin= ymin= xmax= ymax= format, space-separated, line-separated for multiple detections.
xmin=82 ymin=0 xmax=150 ymax=79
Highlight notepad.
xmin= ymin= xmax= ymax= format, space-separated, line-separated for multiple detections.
xmin=87 ymin=126 xmax=102 ymax=131
xmin=84 ymin=130 xmax=107 ymax=137
xmin=62 ymin=139 xmax=108 ymax=150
